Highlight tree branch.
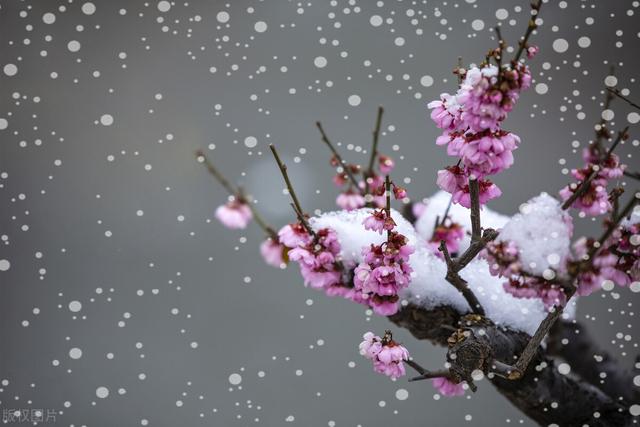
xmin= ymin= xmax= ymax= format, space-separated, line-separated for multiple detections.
xmin=316 ymin=121 xmax=362 ymax=191
xmin=607 ymin=87 xmax=640 ymax=111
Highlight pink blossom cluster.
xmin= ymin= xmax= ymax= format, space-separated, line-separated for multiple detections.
xmin=215 ymin=199 xmax=253 ymax=229
xmin=572 ymin=222 xmax=639 ymax=296
xmin=483 ymin=241 xmax=567 ymax=309
xmin=429 ymin=62 xmax=533 ymax=207
xmin=353 ymin=211 xmax=414 ymax=316
xmin=277 ymin=221 xmax=365 ymax=303
xmin=431 ymin=376 xmax=465 ymax=397
xmin=332 ymin=154 xmax=395 ymax=211
xmin=359 ymin=331 xmax=410 ymax=380
xmin=559 ymin=146 xmax=626 ymax=216
xmin=428 ymin=218 xmax=465 ymax=257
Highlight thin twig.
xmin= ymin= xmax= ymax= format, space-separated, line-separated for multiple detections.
xmin=624 ymin=170 xmax=640 ymax=181
xmin=468 ymin=179 xmax=482 ymax=242
xmin=197 ymin=150 xmax=276 ymax=238
xmin=290 ymin=203 xmax=316 ymax=238
xmin=269 ymin=144 xmax=316 ymax=238
xmin=562 ymin=127 xmax=628 ymax=210
xmin=607 ymin=87 xmax=640 ymax=111
xmin=316 ymin=121 xmax=362 ymax=191
xmin=367 ymin=106 xmax=384 ymax=174
xmin=512 ymin=0 xmax=542 ymax=63
xmin=196 ymin=150 xmax=238 ymax=196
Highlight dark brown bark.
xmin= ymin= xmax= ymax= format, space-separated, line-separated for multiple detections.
xmin=548 ymin=319 xmax=640 ymax=404
xmin=389 ymin=304 xmax=634 ymax=426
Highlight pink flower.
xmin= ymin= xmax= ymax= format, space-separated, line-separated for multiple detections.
xmin=378 ymin=155 xmax=395 ymax=174
xmin=287 ymin=228 xmax=343 ymax=290
xmin=363 ymin=209 xmax=396 ymax=234
xmin=526 ymin=45 xmax=540 ymax=59
xmin=559 ymin=178 xmax=611 ymax=216
xmin=392 ymin=184 xmax=408 ymax=200
xmin=412 ymin=201 xmax=428 ymax=219
xmin=427 ymin=93 xmax=462 ymax=130
xmin=336 ymin=191 xmax=366 ymax=211
xmin=278 ymin=223 xmax=312 ymax=248
xmin=452 ymin=179 xmax=502 ymax=208
xmin=432 ymin=377 xmax=465 ymax=397
xmin=359 ymin=332 xmax=383 ymax=359
xmin=429 ymin=220 xmax=464 ymax=257
xmin=436 ymin=166 xmax=466 ymax=194
xmin=260 ymin=238 xmax=285 ymax=268
xmin=215 ymin=201 xmax=253 ymax=229
xmin=459 ymin=131 xmax=519 ymax=177
xmin=360 ymin=331 xmax=410 ymax=380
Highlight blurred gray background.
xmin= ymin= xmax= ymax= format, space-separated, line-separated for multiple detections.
xmin=1 ymin=0 xmax=639 ymax=426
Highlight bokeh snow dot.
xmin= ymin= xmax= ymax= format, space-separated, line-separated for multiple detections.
xmin=216 ymin=11 xmax=230 ymax=23
xmin=348 ymin=95 xmax=361 ymax=106
xmin=3 ymin=64 xmax=18 ymax=77
xmin=228 ymin=373 xmax=242 ymax=385
xmin=577 ymin=36 xmax=591 ymax=48
xmin=535 ymin=83 xmax=549 ymax=95
xmin=42 ymin=13 xmax=56 ymax=24
xmin=395 ymin=388 xmax=409 ymax=400
xmin=471 ymin=19 xmax=485 ymax=31
xmin=69 ymin=348 xmax=83 ymax=359
xmin=100 ymin=114 xmax=114 ymax=126
xmin=157 ymin=1 xmax=171 ymax=12
xmin=68 ymin=301 xmax=82 ymax=312
xmin=420 ymin=75 xmax=434 ymax=87
xmin=314 ymin=56 xmax=327 ymax=68
xmin=552 ymin=38 xmax=569 ymax=53
xmin=244 ymin=136 xmax=258 ymax=148
xmin=370 ymin=15 xmax=383 ymax=27
xmin=0 ymin=259 xmax=10 ymax=271
xmin=82 ymin=2 xmax=96 ymax=15
xmin=254 ymin=21 xmax=267 ymax=32
xmin=96 ymin=386 xmax=109 ymax=398
xmin=67 ymin=40 xmax=81 ymax=52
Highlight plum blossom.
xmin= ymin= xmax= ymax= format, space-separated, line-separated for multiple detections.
xmin=526 ymin=45 xmax=540 ymax=59
xmin=428 ymin=219 xmax=465 ymax=257
xmin=451 ymin=179 xmax=502 ymax=209
xmin=559 ymin=176 xmax=611 ymax=216
xmin=359 ymin=330 xmax=410 ymax=380
xmin=432 ymin=377 xmax=465 ymax=397
xmin=215 ymin=200 xmax=253 ymax=229
xmin=483 ymin=240 xmax=568 ymax=309
xmin=363 ymin=209 xmax=396 ymax=234
xmin=354 ymin=230 xmax=414 ymax=316
xmin=560 ymin=142 xmax=627 ymax=216
xmin=288 ymin=228 xmax=342 ymax=290
xmin=278 ymin=222 xmax=312 ymax=248
xmin=378 ymin=155 xmax=395 ymax=175
xmin=336 ymin=190 xmax=366 ymax=211
xmin=260 ymin=238 xmax=286 ymax=268
xmin=428 ymin=60 xmax=534 ymax=206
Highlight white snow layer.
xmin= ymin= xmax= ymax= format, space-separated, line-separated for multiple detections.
xmin=415 ymin=191 xmax=510 ymax=253
xmin=311 ymin=196 xmax=575 ymax=336
xmin=497 ymin=193 xmax=573 ymax=276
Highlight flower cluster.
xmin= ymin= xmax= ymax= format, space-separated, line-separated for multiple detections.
xmin=359 ymin=331 xmax=409 ymax=380
xmin=260 ymin=237 xmax=286 ymax=268
xmin=572 ymin=221 xmax=639 ymax=296
xmin=353 ymin=210 xmax=414 ymax=316
xmin=428 ymin=218 xmax=465 ymax=257
xmin=559 ymin=145 xmax=626 ymax=216
xmin=432 ymin=376 xmax=465 ymax=397
xmin=429 ymin=61 xmax=533 ymax=207
xmin=215 ymin=199 xmax=253 ymax=229
xmin=278 ymin=221 xmax=365 ymax=302
xmin=483 ymin=240 xmax=567 ymax=309
xmin=332 ymin=154 xmax=395 ymax=211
